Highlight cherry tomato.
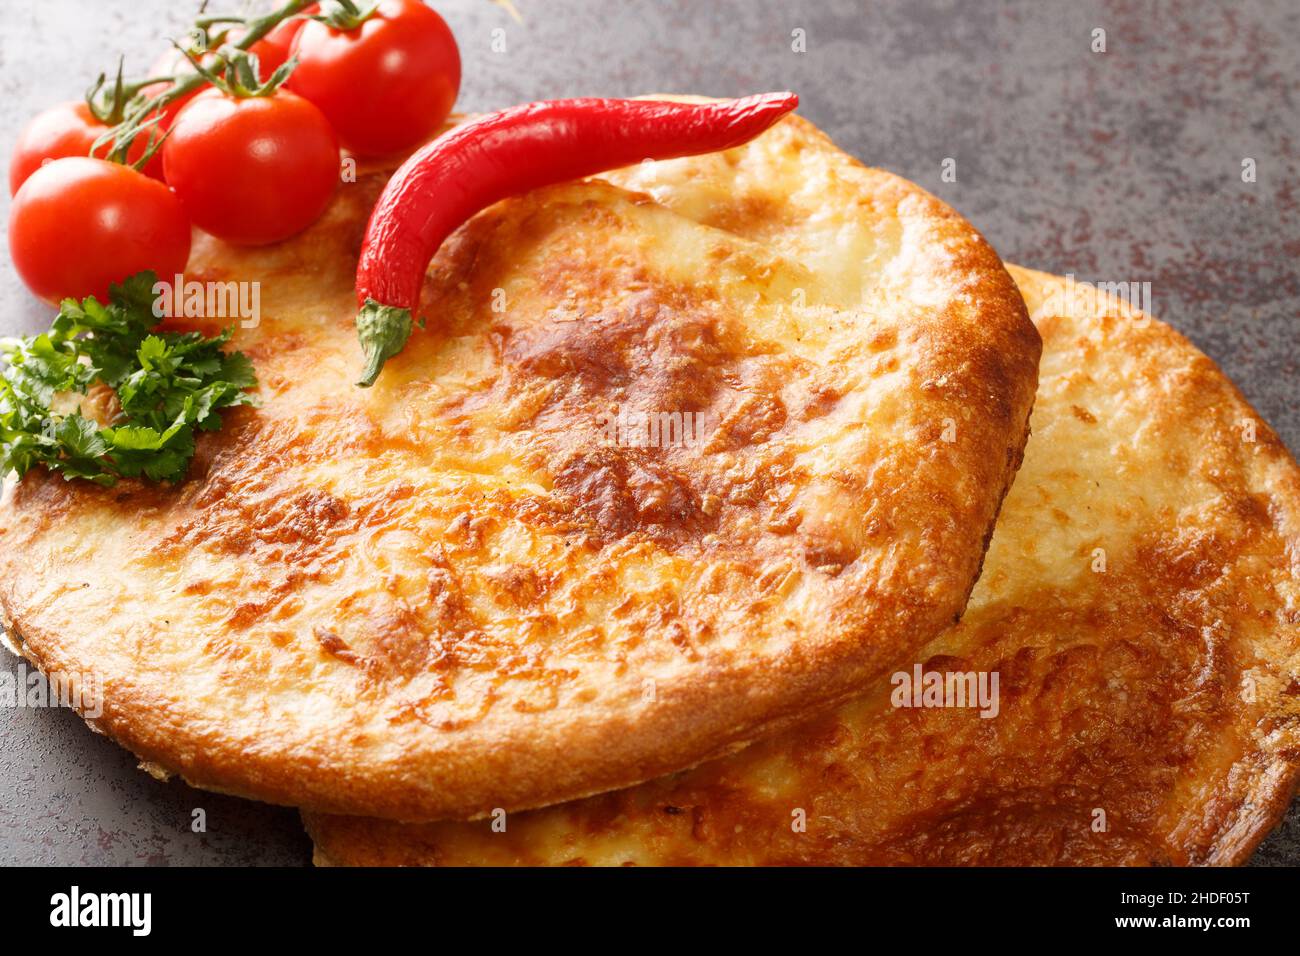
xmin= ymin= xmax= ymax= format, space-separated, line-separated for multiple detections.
xmin=289 ymin=0 xmax=460 ymax=156
xmin=162 ymin=88 xmax=339 ymax=246
xmin=8 ymin=157 xmax=191 ymax=303
xmin=258 ymin=4 xmax=319 ymax=69
xmin=8 ymin=101 xmax=167 ymax=194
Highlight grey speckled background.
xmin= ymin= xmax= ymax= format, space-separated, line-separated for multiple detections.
xmin=0 ymin=0 xmax=1296 ymax=865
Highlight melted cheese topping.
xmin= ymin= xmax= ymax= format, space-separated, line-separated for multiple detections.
xmin=305 ymin=266 xmax=1300 ymax=865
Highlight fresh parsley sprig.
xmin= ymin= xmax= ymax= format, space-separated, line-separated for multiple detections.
xmin=0 ymin=271 xmax=259 ymax=486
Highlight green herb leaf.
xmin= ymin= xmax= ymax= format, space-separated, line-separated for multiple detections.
xmin=0 ymin=271 xmax=259 ymax=486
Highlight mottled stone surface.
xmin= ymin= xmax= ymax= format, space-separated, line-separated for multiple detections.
xmin=0 ymin=0 xmax=1295 ymax=865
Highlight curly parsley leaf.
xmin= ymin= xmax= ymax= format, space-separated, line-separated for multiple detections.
xmin=0 ymin=271 xmax=259 ymax=486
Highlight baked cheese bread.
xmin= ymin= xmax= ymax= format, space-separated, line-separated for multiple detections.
xmin=0 ymin=108 xmax=1039 ymax=820
xmin=304 ymin=265 xmax=1300 ymax=864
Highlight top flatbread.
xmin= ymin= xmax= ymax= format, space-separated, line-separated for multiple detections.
xmin=304 ymin=265 xmax=1300 ymax=864
xmin=0 ymin=107 xmax=1038 ymax=820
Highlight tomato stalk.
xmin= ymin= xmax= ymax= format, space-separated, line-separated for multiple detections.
xmin=93 ymin=0 xmax=316 ymax=169
xmin=314 ymin=0 xmax=383 ymax=31
xmin=173 ymin=46 xmax=298 ymax=99
xmin=85 ymin=57 xmax=158 ymax=126
xmin=84 ymin=58 xmax=174 ymax=172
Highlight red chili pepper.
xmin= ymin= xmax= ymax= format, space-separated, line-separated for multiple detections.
xmin=353 ymin=92 xmax=799 ymax=386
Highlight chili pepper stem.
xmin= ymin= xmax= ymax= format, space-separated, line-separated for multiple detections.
xmin=356 ymin=299 xmax=413 ymax=387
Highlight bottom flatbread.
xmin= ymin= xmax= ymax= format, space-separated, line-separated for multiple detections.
xmin=304 ymin=266 xmax=1300 ymax=865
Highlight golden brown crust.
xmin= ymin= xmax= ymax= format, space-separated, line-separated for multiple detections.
xmin=0 ymin=109 xmax=1039 ymax=820
xmin=303 ymin=266 xmax=1300 ymax=865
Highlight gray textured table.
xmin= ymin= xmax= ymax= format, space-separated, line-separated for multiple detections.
xmin=1 ymin=0 xmax=1296 ymax=865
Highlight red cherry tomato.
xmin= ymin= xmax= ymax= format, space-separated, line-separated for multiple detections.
xmin=289 ymin=0 xmax=460 ymax=156
xmin=162 ymin=88 xmax=339 ymax=246
xmin=8 ymin=101 xmax=167 ymax=194
xmin=8 ymin=157 xmax=191 ymax=303
xmin=244 ymin=32 xmax=292 ymax=80
xmin=259 ymin=4 xmax=319 ymax=68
